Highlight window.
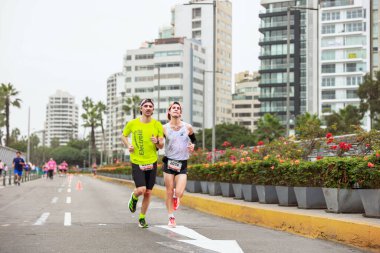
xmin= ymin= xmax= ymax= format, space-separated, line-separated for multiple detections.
xmin=135 ymin=54 xmax=154 ymax=60
xmin=322 ymin=90 xmax=336 ymax=100
xmin=322 ymin=11 xmax=340 ymax=21
xmin=322 ymin=50 xmax=335 ymax=60
xmin=347 ymin=9 xmax=364 ymax=19
xmin=235 ymin=104 xmax=251 ymax=109
xmin=322 ymin=104 xmax=332 ymax=113
xmin=346 ymin=63 xmax=357 ymax=72
xmin=322 ymin=77 xmax=335 ymax=87
xmin=192 ymin=21 xmax=201 ymax=29
xmin=347 ymin=90 xmax=358 ymax=99
xmin=126 ymin=55 xmax=131 ymax=60
xmin=322 ymin=24 xmax=335 ymax=34
xmin=346 ymin=76 xmax=362 ymax=86
xmin=345 ymin=22 xmax=364 ymax=32
xmin=322 ymin=64 xmax=336 ymax=73
xmin=192 ymin=8 xmax=201 ymax=19
xmin=192 ymin=30 xmax=201 ymax=38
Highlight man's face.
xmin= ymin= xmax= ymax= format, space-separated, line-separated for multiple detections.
xmin=170 ymin=104 xmax=181 ymax=119
xmin=141 ymin=102 xmax=154 ymax=116
xmin=16 ymin=152 xmax=21 ymax=157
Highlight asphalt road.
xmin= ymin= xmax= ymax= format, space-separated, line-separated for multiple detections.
xmin=0 ymin=175 xmax=367 ymax=253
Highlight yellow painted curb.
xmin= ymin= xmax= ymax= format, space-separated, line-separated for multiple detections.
xmin=97 ymin=176 xmax=380 ymax=252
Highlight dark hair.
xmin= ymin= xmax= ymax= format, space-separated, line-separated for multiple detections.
xmin=139 ymin=98 xmax=154 ymax=115
xmin=167 ymin=101 xmax=182 ymax=120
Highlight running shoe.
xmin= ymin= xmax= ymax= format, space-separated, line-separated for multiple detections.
xmin=168 ymin=217 xmax=176 ymax=228
xmin=138 ymin=218 xmax=148 ymax=228
xmin=173 ymin=197 xmax=180 ymax=210
xmin=128 ymin=192 xmax=138 ymax=213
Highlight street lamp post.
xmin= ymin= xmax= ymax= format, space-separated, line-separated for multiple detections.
xmin=157 ymin=65 xmax=161 ymax=122
xmin=286 ymin=5 xmax=319 ymax=136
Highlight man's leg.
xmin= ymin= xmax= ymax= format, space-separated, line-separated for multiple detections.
xmin=164 ymin=172 xmax=175 ymax=214
xmin=141 ymin=189 xmax=152 ymax=215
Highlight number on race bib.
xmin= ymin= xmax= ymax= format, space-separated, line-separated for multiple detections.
xmin=168 ymin=160 xmax=182 ymax=172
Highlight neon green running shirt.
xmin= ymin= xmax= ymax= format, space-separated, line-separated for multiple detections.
xmin=122 ymin=117 xmax=163 ymax=165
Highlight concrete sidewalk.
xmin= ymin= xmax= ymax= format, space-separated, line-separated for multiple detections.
xmin=97 ymin=175 xmax=380 ymax=252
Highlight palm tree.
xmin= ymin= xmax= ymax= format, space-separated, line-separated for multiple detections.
xmin=0 ymin=83 xmax=22 ymax=146
xmin=255 ymin=113 xmax=285 ymax=143
xmin=122 ymin=95 xmax=141 ymax=119
xmin=325 ymin=105 xmax=362 ymax=135
xmin=96 ymin=101 xmax=107 ymax=164
xmin=81 ymin=97 xmax=101 ymax=165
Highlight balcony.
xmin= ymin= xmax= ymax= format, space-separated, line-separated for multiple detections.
xmin=321 ymin=0 xmax=354 ymax=8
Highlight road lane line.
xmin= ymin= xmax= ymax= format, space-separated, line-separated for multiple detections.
xmin=51 ymin=197 xmax=58 ymax=204
xmin=34 ymin=212 xmax=50 ymax=225
xmin=66 ymin=196 xmax=71 ymax=204
xmin=67 ymin=188 xmax=71 ymax=193
xmin=64 ymin=212 xmax=71 ymax=226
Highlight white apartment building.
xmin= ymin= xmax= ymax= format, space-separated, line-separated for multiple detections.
xmin=319 ymin=0 xmax=371 ymax=130
xmin=44 ymin=90 xmax=78 ymax=146
xmin=123 ymin=37 xmax=206 ymax=129
xmin=232 ymin=71 xmax=261 ymax=132
xmin=106 ymin=72 xmax=125 ymax=161
xmin=172 ymin=0 xmax=233 ymax=126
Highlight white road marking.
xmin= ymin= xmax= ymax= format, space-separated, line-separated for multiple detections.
xmin=156 ymin=225 xmax=244 ymax=253
xmin=34 ymin=212 xmax=50 ymax=225
xmin=64 ymin=212 xmax=71 ymax=226
xmin=67 ymin=188 xmax=71 ymax=193
xmin=51 ymin=197 xmax=58 ymax=204
xmin=2 ymin=224 xmax=10 ymax=227
xmin=66 ymin=196 xmax=71 ymax=204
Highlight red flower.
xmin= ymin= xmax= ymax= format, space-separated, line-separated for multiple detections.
xmin=326 ymin=137 xmax=334 ymax=144
xmin=240 ymin=144 xmax=245 ymax=149
xmin=376 ymin=153 xmax=380 ymax=158
xmin=222 ymin=141 xmax=231 ymax=148
xmin=257 ymin=141 xmax=264 ymax=146
xmin=330 ymin=145 xmax=338 ymax=150
xmin=316 ymin=156 xmax=323 ymax=160
xmin=368 ymin=162 xmax=375 ymax=168
xmin=326 ymin=132 xmax=333 ymax=139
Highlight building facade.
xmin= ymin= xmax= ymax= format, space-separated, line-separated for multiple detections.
xmin=319 ymin=0 xmax=371 ymax=130
xmin=259 ymin=0 xmax=319 ymax=125
xmin=44 ymin=90 xmax=78 ymax=146
xmin=232 ymin=71 xmax=261 ymax=132
xmin=172 ymin=0 xmax=233 ymax=126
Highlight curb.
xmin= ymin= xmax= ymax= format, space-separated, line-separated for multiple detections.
xmin=97 ymin=175 xmax=380 ymax=252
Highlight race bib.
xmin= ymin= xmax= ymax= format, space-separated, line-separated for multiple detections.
xmin=168 ymin=160 xmax=182 ymax=172
xmin=139 ymin=164 xmax=154 ymax=171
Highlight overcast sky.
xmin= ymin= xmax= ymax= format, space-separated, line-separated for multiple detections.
xmin=0 ymin=0 xmax=261 ymax=138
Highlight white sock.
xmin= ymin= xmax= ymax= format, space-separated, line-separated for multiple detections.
xmin=168 ymin=213 xmax=174 ymax=219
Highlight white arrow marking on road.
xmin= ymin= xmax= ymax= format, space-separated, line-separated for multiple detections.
xmin=34 ymin=212 xmax=50 ymax=225
xmin=67 ymin=188 xmax=71 ymax=193
xmin=51 ymin=197 xmax=58 ymax=204
xmin=64 ymin=212 xmax=71 ymax=226
xmin=1 ymin=224 xmax=10 ymax=227
xmin=66 ymin=196 xmax=71 ymax=204
xmin=156 ymin=225 xmax=244 ymax=253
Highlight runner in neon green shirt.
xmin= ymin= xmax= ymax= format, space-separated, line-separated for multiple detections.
xmin=121 ymin=98 xmax=164 ymax=228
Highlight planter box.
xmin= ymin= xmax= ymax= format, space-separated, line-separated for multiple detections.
xmin=208 ymin=181 xmax=222 ymax=196
xmin=125 ymin=174 xmax=132 ymax=180
xmin=220 ymin=182 xmax=235 ymax=197
xmin=358 ymin=189 xmax=380 ymax=218
xmin=294 ymin=187 xmax=326 ymax=209
xmin=275 ymin=186 xmax=297 ymax=206
xmin=323 ymin=188 xmax=364 ymax=213
xmin=242 ymin=184 xmax=258 ymax=202
xmin=232 ymin=183 xmax=243 ymax=199
xmin=200 ymin=181 xmax=209 ymax=194
xmin=186 ymin=180 xmax=202 ymax=193
xmin=156 ymin=176 xmax=163 ymax=186
xmin=256 ymin=185 xmax=278 ymax=204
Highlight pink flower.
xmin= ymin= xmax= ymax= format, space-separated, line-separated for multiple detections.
xmin=222 ymin=141 xmax=231 ymax=148
xmin=270 ymin=165 xmax=275 ymax=170
xmin=368 ymin=162 xmax=375 ymax=168
xmin=246 ymin=157 xmax=251 ymax=161
xmin=240 ymin=144 xmax=245 ymax=149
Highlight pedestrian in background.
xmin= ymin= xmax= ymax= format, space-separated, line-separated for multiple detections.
xmin=0 ymin=159 xmax=4 ymax=177
xmin=12 ymin=151 xmax=25 ymax=186
xmin=47 ymin=158 xmax=56 ymax=180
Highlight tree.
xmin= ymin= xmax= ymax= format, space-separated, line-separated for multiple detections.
xmin=325 ymin=105 xmax=362 ymax=135
xmin=255 ymin=113 xmax=285 ymax=143
xmin=357 ymin=72 xmax=380 ymax=129
xmin=81 ymin=97 xmax=102 ymax=165
xmin=195 ymin=123 xmax=256 ymax=150
xmin=96 ymin=101 xmax=107 ymax=164
xmin=295 ymin=113 xmax=324 ymax=158
xmin=122 ymin=95 xmax=141 ymax=119
xmin=0 ymin=83 xmax=22 ymax=146
xmin=50 ymin=137 xmax=60 ymax=149
xmin=66 ymin=138 xmax=89 ymax=150
xmin=50 ymin=146 xmax=85 ymax=166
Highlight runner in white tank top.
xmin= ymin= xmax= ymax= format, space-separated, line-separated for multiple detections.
xmin=163 ymin=101 xmax=196 ymax=228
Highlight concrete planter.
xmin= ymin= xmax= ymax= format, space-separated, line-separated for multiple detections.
xmin=156 ymin=176 xmax=164 ymax=186
xmin=200 ymin=181 xmax=209 ymax=194
xmin=256 ymin=185 xmax=278 ymax=204
xmin=208 ymin=181 xmax=222 ymax=196
xmin=322 ymin=188 xmax=364 ymax=213
xmin=186 ymin=180 xmax=202 ymax=193
xmin=275 ymin=186 xmax=297 ymax=206
xmin=242 ymin=184 xmax=258 ymax=202
xmin=232 ymin=183 xmax=243 ymax=199
xmin=358 ymin=189 xmax=380 ymax=218
xmin=294 ymin=187 xmax=326 ymax=209
xmin=220 ymin=182 xmax=235 ymax=197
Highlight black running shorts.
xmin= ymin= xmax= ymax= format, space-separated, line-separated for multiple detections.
xmin=131 ymin=162 xmax=157 ymax=190
xmin=162 ymin=159 xmax=187 ymax=176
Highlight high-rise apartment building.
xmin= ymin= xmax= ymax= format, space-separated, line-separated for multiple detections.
xmin=123 ymin=37 xmax=206 ymax=129
xmin=259 ymin=0 xmax=319 ymax=124
xmin=319 ymin=0 xmax=371 ymax=130
xmin=232 ymin=71 xmax=261 ymax=132
xmin=44 ymin=90 xmax=78 ymax=146
xmin=172 ymin=0 xmax=233 ymax=126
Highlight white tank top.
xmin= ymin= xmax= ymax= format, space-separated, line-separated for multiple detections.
xmin=164 ymin=122 xmax=190 ymax=161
